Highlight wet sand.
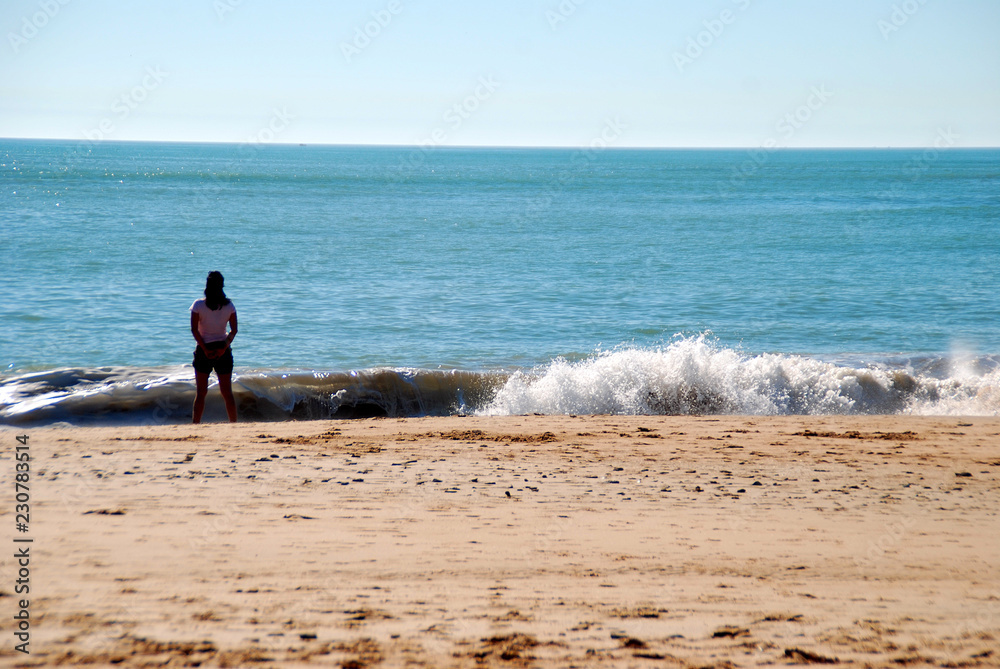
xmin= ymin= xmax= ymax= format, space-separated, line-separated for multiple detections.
xmin=2 ymin=415 xmax=999 ymax=668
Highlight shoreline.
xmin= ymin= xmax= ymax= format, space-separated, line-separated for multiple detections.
xmin=3 ymin=414 xmax=999 ymax=667
xmin=3 ymin=347 xmax=1000 ymax=424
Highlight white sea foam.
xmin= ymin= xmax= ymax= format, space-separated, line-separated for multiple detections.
xmin=480 ymin=336 xmax=1000 ymax=417
xmin=2 ymin=340 xmax=997 ymax=424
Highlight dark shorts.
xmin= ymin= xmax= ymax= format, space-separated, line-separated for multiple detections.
xmin=193 ymin=343 xmax=234 ymax=376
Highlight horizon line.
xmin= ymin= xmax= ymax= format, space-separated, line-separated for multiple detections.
xmin=2 ymin=136 xmax=998 ymax=151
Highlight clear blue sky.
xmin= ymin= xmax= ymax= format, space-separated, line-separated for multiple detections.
xmin=2 ymin=0 xmax=998 ymax=147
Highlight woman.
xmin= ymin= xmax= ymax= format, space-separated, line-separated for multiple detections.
xmin=190 ymin=271 xmax=238 ymax=423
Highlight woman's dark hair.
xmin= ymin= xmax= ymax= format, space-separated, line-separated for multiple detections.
xmin=204 ymin=271 xmax=230 ymax=310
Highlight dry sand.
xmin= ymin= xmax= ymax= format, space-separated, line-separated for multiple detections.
xmin=2 ymin=415 xmax=999 ymax=668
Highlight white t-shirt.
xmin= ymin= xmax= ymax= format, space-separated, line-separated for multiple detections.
xmin=190 ymin=299 xmax=236 ymax=344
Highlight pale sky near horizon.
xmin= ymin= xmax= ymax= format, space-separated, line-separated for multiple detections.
xmin=1 ymin=0 xmax=998 ymax=148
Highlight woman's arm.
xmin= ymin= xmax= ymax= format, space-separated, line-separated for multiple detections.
xmin=191 ymin=311 xmax=206 ymax=351
xmin=226 ymin=311 xmax=238 ymax=348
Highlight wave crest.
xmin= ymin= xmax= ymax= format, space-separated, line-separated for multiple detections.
xmin=480 ymin=337 xmax=1000 ymax=417
xmin=2 ymin=338 xmax=997 ymax=425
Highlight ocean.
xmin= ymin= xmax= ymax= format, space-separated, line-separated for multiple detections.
xmin=2 ymin=139 xmax=998 ymax=424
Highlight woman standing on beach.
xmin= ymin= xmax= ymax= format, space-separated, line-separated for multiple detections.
xmin=190 ymin=271 xmax=238 ymax=423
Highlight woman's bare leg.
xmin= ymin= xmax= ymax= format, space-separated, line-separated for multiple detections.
xmin=192 ymin=372 xmax=210 ymax=424
xmin=218 ymin=373 xmax=238 ymax=423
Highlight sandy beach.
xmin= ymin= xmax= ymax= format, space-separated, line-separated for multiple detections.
xmin=2 ymin=414 xmax=999 ymax=668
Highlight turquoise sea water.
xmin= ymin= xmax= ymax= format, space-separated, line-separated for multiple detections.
xmin=2 ymin=140 xmax=998 ymax=423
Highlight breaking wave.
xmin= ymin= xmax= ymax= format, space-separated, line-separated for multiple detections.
xmin=1 ymin=337 xmax=997 ymax=425
xmin=0 ymin=366 xmax=504 ymax=426
xmin=482 ymin=337 xmax=999 ymax=417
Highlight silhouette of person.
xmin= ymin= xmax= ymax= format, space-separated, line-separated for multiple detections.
xmin=190 ymin=271 xmax=238 ymax=423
